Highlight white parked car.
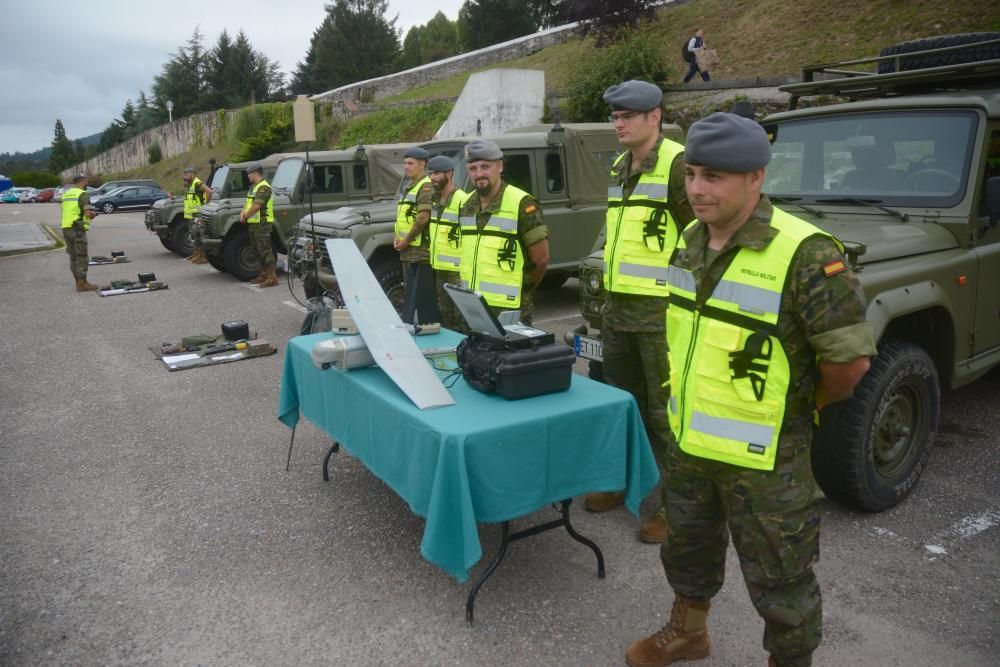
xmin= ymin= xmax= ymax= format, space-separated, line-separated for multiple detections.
xmin=17 ymin=187 xmax=39 ymax=203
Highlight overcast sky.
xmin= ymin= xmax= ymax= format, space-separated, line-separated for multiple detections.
xmin=0 ymin=0 xmax=465 ymax=155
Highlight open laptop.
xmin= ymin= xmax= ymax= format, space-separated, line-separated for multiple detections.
xmin=443 ymin=283 xmax=554 ymax=346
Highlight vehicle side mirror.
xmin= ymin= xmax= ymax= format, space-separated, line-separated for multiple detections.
xmin=986 ymin=176 xmax=1000 ymax=229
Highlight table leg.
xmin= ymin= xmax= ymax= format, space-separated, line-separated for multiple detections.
xmin=465 ymin=499 xmax=605 ymax=623
xmin=322 ymin=441 xmax=341 ymax=482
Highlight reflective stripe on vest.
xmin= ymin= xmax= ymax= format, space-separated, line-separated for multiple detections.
xmin=458 ymin=184 xmax=530 ymax=309
xmin=395 ymin=176 xmax=431 ymax=247
xmin=243 ymin=179 xmax=273 ymax=224
xmin=183 ymin=177 xmax=204 ymax=220
xmin=604 ymin=139 xmax=685 ymax=297
xmin=430 ymin=188 xmax=469 ymax=271
xmin=61 ymin=187 xmax=86 ymax=229
xmin=665 ymin=207 xmax=836 ymax=471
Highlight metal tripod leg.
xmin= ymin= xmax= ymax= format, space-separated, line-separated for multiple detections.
xmin=322 ymin=441 xmax=340 ymax=481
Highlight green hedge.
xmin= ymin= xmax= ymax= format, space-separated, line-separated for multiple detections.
xmin=10 ymin=171 xmax=61 ymax=188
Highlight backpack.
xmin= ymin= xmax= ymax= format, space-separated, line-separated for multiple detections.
xmin=682 ymin=38 xmax=694 ymax=63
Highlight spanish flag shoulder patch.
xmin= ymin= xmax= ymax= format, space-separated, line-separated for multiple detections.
xmin=524 ymin=203 xmax=538 ymax=214
xmin=822 ymin=259 xmax=847 ymax=277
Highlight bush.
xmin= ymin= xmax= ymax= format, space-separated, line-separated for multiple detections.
xmin=564 ymin=32 xmax=672 ymax=122
xmin=148 ymin=142 xmax=162 ymax=164
xmin=230 ymin=103 xmax=295 ymax=162
xmin=10 ymin=171 xmax=60 ymax=188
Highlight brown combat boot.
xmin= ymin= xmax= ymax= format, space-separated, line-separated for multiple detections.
xmin=584 ymin=491 xmax=626 ymax=512
xmin=250 ymin=267 xmax=267 ymax=284
xmin=258 ymin=265 xmax=279 ymax=288
xmin=190 ymin=248 xmax=208 ymax=265
xmin=625 ymin=596 xmax=711 ymax=667
xmin=639 ymin=506 xmax=668 ymax=544
xmin=75 ymin=276 xmax=98 ymax=292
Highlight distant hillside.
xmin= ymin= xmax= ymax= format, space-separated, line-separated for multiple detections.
xmin=0 ymin=131 xmax=102 ymax=173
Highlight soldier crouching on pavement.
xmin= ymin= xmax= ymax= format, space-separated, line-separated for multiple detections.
xmin=625 ymin=113 xmax=876 ymax=667
xmin=61 ymin=173 xmax=99 ymax=292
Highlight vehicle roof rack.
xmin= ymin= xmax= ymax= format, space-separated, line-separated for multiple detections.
xmin=781 ymin=38 xmax=1000 ymax=109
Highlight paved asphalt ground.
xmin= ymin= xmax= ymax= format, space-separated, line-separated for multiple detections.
xmin=0 ymin=205 xmax=997 ymax=666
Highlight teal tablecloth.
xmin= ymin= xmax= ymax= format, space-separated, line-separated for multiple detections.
xmin=278 ymin=331 xmax=658 ymax=582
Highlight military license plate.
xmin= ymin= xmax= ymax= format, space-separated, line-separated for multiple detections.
xmin=574 ymin=334 xmax=603 ymax=361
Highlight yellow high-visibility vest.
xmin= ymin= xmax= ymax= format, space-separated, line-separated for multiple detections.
xmin=459 ymin=184 xmax=530 ymax=309
xmin=666 ymin=207 xmax=839 ymax=471
xmin=183 ymin=177 xmax=205 ymax=220
xmin=243 ymin=179 xmax=273 ymax=224
xmin=395 ymin=176 xmax=431 ymax=246
xmin=604 ymin=138 xmax=684 ymax=296
xmin=430 ymin=187 xmax=469 ymax=271
xmin=61 ymin=187 xmax=87 ymax=230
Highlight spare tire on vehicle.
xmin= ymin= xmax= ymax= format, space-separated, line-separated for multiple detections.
xmin=877 ymin=32 xmax=1000 ymax=73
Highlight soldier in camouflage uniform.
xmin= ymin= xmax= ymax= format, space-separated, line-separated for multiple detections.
xmin=585 ymin=80 xmax=695 ymax=545
xmin=239 ymin=163 xmax=278 ymax=288
xmin=625 ymin=113 xmax=875 ymax=667
xmin=61 ymin=173 xmax=99 ymax=292
xmin=395 ymin=147 xmax=440 ymax=325
xmin=460 ymin=139 xmax=549 ymax=325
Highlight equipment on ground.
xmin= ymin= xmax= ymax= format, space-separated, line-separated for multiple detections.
xmin=98 ymin=272 xmax=168 ymax=296
xmin=89 ymin=250 xmax=128 ymax=265
xmin=222 ymin=320 xmax=250 ymax=341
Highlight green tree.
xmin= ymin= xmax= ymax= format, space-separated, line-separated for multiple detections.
xmin=564 ymin=31 xmax=671 ymax=121
xmin=98 ymin=120 xmax=126 ymax=152
xmin=206 ymin=29 xmax=284 ymax=108
xmin=48 ymin=119 xmax=75 ymax=172
xmin=400 ymin=25 xmax=424 ymax=69
xmin=152 ymin=27 xmax=208 ymax=119
xmin=73 ymin=139 xmax=85 ymax=163
xmin=291 ymin=19 xmax=330 ymax=95
xmin=400 ymin=12 xmax=460 ymax=68
xmin=134 ymin=91 xmax=161 ymax=132
xmin=307 ymin=0 xmax=402 ymax=92
xmin=562 ymin=0 xmax=659 ymax=45
xmin=457 ymin=0 xmax=537 ymax=51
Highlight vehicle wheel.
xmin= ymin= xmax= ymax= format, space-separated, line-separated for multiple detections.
xmin=588 ymin=360 xmax=605 ymax=383
xmin=222 ymin=227 xmax=278 ymax=281
xmin=877 ymin=32 xmax=1000 ymax=73
xmin=158 ymin=235 xmax=173 ymax=251
xmin=206 ymin=253 xmax=227 ymax=272
xmin=168 ymin=219 xmax=193 ymax=257
xmin=371 ymin=259 xmax=405 ymax=314
xmin=812 ymin=340 xmax=938 ymax=511
xmin=29 ymin=198 xmax=37 ymax=203
xmin=538 ymin=271 xmax=570 ymax=290
xmin=102 ymin=202 xmax=115 ymax=214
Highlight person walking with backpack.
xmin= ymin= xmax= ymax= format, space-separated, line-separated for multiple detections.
xmin=682 ymin=29 xmax=711 ymax=83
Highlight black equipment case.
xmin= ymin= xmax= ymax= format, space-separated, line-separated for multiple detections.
xmin=457 ymin=332 xmax=575 ymax=400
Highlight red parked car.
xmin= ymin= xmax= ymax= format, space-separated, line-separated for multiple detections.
xmin=35 ymin=188 xmax=55 ymax=203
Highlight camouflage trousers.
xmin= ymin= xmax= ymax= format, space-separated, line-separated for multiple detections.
xmin=187 ymin=216 xmax=203 ymax=250
xmin=435 ymin=269 xmax=465 ymax=333
xmin=602 ymin=327 xmax=670 ymax=470
xmin=401 ymin=259 xmax=440 ymax=326
xmin=62 ymin=222 xmax=89 ymax=278
xmin=247 ymin=222 xmax=274 ymax=268
xmin=661 ymin=438 xmax=822 ymax=667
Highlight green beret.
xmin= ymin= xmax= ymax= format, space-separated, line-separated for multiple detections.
xmin=464 ymin=140 xmax=503 ymax=162
xmin=183 ymin=167 xmax=195 ymax=174
xmin=403 ymin=147 xmax=429 ymax=160
xmin=603 ymin=80 xmax=663 ymax=112
xmin=685 ymin=112 xmax=771 ymax=172
xmin=427 ymin=155 xmax=455 ymax=172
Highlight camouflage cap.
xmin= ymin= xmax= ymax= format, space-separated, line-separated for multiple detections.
xmin=245 ymin=162 xmax=263 ymax=174
xmin=685 ymin=112 xmax=771 ymax=172
xmin=183 ymin=166 xmax=195 ymax=174
xmin=603 ymin=80 xmax=663 ymax=112
xmin=403 ymin=147 xmax=429 ymax=160
xmin=464 ymin=139 xmax=503 ymax=162
xmin=427 ymin=155 xmax=455 ymax=172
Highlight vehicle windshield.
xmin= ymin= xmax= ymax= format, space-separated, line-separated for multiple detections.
xmin=764 ymin=110 xmax=977 ymax=208
xmin=272 ymin=158 xmax=304 ymax=192
xmin=209 ymin=165 xmax=229 ymax=191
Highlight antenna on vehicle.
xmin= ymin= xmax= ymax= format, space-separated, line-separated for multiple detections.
xmin=293 ymin=95 xmax=319 ymax=298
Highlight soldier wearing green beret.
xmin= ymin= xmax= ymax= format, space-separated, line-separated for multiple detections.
xmin=584 ymin=80 xmax=696 ymax=545
xmin=625 ymin=112 xmax=876 ymax=667
xmin=458 ymin=140 xmax=549 ymax=325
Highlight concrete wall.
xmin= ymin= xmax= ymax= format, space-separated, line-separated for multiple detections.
xmin=61 ymin=110 xmax=235 ymax=180
xmin=434 ymin=69 xmax=545 ymax=139
xmin=311 ymin=22 xmax=580 ymax=107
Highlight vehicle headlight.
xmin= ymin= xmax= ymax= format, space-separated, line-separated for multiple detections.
xmin=586 ymin=271 xmax=602 ymax=293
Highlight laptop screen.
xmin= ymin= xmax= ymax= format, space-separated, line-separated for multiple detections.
xmin=443 ymin=283 xmax=507 ymax=338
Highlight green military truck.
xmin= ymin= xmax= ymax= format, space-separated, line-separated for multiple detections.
xmin=288 ymin=123 xmax=680 ymax=303
xmin=573 ymin=33 xmax=1000 ymax=512
xmin=143 ymin=156 xmax=285 ymax=257
xmin=197 ymin=144 xmax=413 ymax=281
